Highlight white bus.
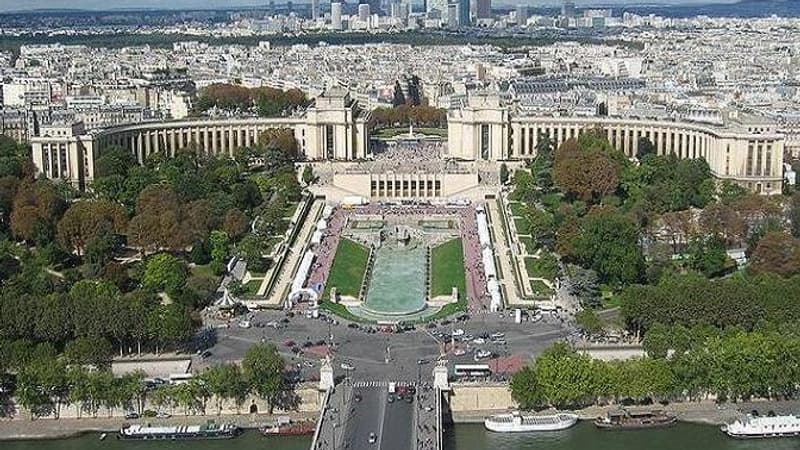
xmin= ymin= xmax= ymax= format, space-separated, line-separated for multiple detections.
xmin=453 ymin=364 xmax=492 ymax=379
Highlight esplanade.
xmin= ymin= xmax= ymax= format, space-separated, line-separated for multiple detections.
xmin=31 ymin=90 xmax=785 ymax=195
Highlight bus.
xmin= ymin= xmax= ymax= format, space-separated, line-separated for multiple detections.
xmin=453 ymin=364 xmax=492 ymax=379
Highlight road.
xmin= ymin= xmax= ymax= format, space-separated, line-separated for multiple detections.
xmin=196 ymin=309 xmax=569 ymax=382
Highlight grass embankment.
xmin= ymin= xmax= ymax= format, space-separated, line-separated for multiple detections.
xmin=430 ymin=238 xmax=467 ymax=298
xmin=322 ymin=238 xmax=370 ymax=300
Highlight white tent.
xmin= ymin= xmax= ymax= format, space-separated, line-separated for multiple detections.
xmin=476 ymin=211 xmax=491 ymax=248
xmin=291 ymin=251 xmax=316 ymax=294
xmin=311 ymin=231 xmax=323 ymax=245
xmin=316 ymin=219 xmax=328 ymax=231
xmin=322 ymin=204 xmax=334 ymax=219
xmin=482 ymin=248 xmax=497 ymax=279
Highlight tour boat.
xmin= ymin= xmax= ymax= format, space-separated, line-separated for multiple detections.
xmin=722 ymin=414 xmax=800 ymax=439
xmin=118 ymin=421 xmax=242 ymax=440
xmin=484 ymin=411 xmax=579 ymax=432
xmin=594 ymin=409 xmax=677 ymax=430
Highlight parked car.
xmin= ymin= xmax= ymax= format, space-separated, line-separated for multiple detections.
xmin=125 ymin=412 xmax=140 ymax=420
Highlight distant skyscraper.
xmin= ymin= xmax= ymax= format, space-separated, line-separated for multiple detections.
xmin=515 ymin=4 xmax=527 ymax=24
xmin=447 ymin=2 xmax=459 ymax=28
xmin=312 ymin=0 xmax=320 ymax=19
xmin=561 ymin=0 xmax=575 ymax=18
xmin=458 ymin=0 xmax=470 ymax=26
xmin=475 ymin=0 xmax=491 ymax=19
xmin=358 ymin=3 xmax=371 ymax=21
xmin=331 ymin=2 xmax=343 ymax=29
xmin=390 ymin=0 xmax=403 ymax=18
xmin=427 ymin=0 xmax=447 ymax=15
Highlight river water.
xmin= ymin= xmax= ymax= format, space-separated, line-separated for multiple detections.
xmin=3 ymin=423 xmax=798 ymax=450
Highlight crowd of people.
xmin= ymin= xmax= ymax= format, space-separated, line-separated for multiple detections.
xmin=307 ymin=208 xmax=348 ymax=294
xmin=351 ymin=141 xmax=464 ymax=174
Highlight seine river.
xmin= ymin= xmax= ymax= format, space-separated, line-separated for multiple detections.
xmin=3 ymin=423 xmax=799 ymax=450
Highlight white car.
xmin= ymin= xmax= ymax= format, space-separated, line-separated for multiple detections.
xmin=452 ymin=329 xmax=465 ymax=337
xmin=368 ymin=432 xmax=377 ymax=444
xmin=490 ymin=332 xmax=505 ymax=339
xmin=238 ymin=320 xmax=251 ymax=329
xmin=472 ymin=338 xmax=485 ymax=345
xmin=341 ymin=362 xmax=355 ymax=371
xmin=453 ymin=349 xmax=467 ymax=356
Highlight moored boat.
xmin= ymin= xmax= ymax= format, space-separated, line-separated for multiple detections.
xmin=118 ymin=421 xmax=241 ymax=440
xmin=484 ymin=411 xmax=579 ymax=432
xmin=722 ymin=414 xmax=800 ymax=439
xmin=262 ymin=417 xmax=317 ymax=436
xmin=594 ymin=409 xmax=677 ymax=430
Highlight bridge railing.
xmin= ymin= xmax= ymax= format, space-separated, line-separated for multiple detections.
xmin=310 ymin=388 xmax=333 ymax=450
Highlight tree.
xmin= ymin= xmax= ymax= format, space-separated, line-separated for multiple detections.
xmin=391 ymin=80 xmax=406 ymax=107
xmin=525 ymin=209 xmax=556 ymax=249
xmin=575 ymin=309 xmax=603 ymax=335
xmin=499 ymin=163 xmax=509 ymax=185
xmin=95 ymin=146 xmax=137 ymax=178
xmin=209 ymin=230 xmax=231 ymax=267
xmin=127 ymin=185 xmax=186 ymax=253
xmin=223 ymin=208 xmax=250 ymax=240
xmin=301 ymin=165 xmax=315 ymax=185
xmin=405 ymin=75 xmax=421 ymax=106
xmin=57 ymin=199 xmax=127 ymax=255
xmin=201 ymin=363 xmax=248 ymax=415
xmin=789 ymin=192 xmax=800 ymax=238
xmin=64 ymin=336 xmax=113 ymax=367
xmin=553 ymin=136 xmax=622 ymax=202
xmin=749 ymin=231 xmax=800 ymax=277
xmin=566 ymin=264 xmax=601 ymax=308
xmin=509 ymin=366 xmax=544 ymax=410
xmin=573 ymin=207 xmax=645 ymax=286
xmin=142 ymin=253 xmax=188 ymax=294
xmin=637 ymin=137 xmax=656 ymax=159
xmin=10 ymin=181 xmax=67 ymax=243
xmin=242 ymin=343 xmax=285 ymax=413
xmin=237 ymin=235 xmax=269 ymax=273
xmin=686 ymin=234 xmax=730 ymax=277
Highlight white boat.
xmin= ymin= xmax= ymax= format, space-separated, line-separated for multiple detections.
xmin=722 ymin=414 xmax=800 ymax=439
xmin=484 ymin=412 xmax=579 ymax=433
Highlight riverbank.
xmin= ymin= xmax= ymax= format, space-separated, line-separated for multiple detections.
xmin=0 ymin=411 xmax=317 ymax=441
xmin=449 ymin=398 xmax=800 ymax=427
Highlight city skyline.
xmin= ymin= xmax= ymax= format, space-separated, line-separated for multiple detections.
xmin=0 ymin=0 xmax=741 ymax=13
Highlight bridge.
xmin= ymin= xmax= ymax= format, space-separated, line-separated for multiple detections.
xmin=310 ymin=363 xmax=449 ymax=450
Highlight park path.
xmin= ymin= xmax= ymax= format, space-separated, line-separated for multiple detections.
xmin=258 ymin=199 xmax=323 ymax=305
xmin=486 ymin=201 xmax=523 ymax=307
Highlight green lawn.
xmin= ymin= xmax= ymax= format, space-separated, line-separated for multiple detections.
xmin=518 ymin=236 xmax=534 ymax=254
xmin=240 ymin=280 xmax=262 ymax=297
xmin=323 ymin=238 xmax=370 ymax=299
xmin=190 ymin=264 xmax=216 ymax=278
xmin=530 ymin=280 xmax=554 ymax=297
xmin=524 ymin=253 xmax=559 ymax=280
xmin=514 ymin=217 xmax=531 ymax=235
xmin=430 ymin=238 xmax=467 ymax=298
xmin=509 ymin=202 xmax=527 ymax=217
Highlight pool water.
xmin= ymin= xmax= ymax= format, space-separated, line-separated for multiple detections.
xmin=363 ymin=240 xmax=427 ymax=315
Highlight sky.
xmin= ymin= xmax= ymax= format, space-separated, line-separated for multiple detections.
xmin=0 ymin=0 xmax=741 ymax=13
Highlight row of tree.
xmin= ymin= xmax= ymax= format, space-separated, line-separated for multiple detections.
xmin=13 ymin=343 xmax=286 ymax=419
xmin=371 ymin=105 xmax=447 ymax=129
xmin=195 ymin=84 xmax=308 ymax=117
xmin=620 ymin=272 xmax=800 ymax=333
xmin=511 ymin=330 xmax=800 ymax=410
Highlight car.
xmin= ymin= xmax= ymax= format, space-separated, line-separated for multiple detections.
xmin=405 ymin=395 xmax=413 ymax=403
xmin=284 ymin=340 xmax=296 ymax=347
xmin=291 ymin=346 xmax=302 ymax=354
xmin=452 ymin=329 xmax=465 ymax=336
xmin=453 ymin=348 xmax=467 ymax=356
xmin=493 ymin=339 xmax=507 ymax=345
xmin=238 ymin=320 xmax=251 ymax=329
xmin=302 ymin=341 xmax=314 ymax=348
xmin=124 ymin=412 xmax=140 ymax=420
xmin=340 ymin=362 xmax=355 ymax=371
xmin=355 ymin=394 xmax=362 ymax=403
xmin=280 ymin=318 xmax=290 ymax=324
xmin=303 ymin=361 xmax=315 ymax=368
xmin=368 ymin=432 xmax=377 ymax=444
xmin=472 ymin=338 xmax=485 ymax=345
xmin=441 ymin=320 xmax=452 ymax=326
xmin=316 ymin=339 xmax=326 ymax=346
xmin=348 ymin=323 xmax=359 ymax=329
xmin=417 ymin=359 xmax=429 ymax=365
xmin=490 ymin=332 xmax=505 ymax=339
xmin=156 ymin=411 xmax=171 ymax=418
xmin=426 ymin=323 xmax=437 ymax=329
xmin=387 ymin=394 xmax=395 ymax=403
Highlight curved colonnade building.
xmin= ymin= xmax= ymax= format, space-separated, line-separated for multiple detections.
xmin=31 ymin=91 xmax=785 ymax=195
xmin=448 ymin=95 xmax=784 ymax=195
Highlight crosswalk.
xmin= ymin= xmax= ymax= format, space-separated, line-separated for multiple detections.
xmin=351 ymin=380 xmax=419 ymax=388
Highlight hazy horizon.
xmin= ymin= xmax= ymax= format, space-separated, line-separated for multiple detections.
xmin=0 ymin=0 xmax=742 ymax=14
